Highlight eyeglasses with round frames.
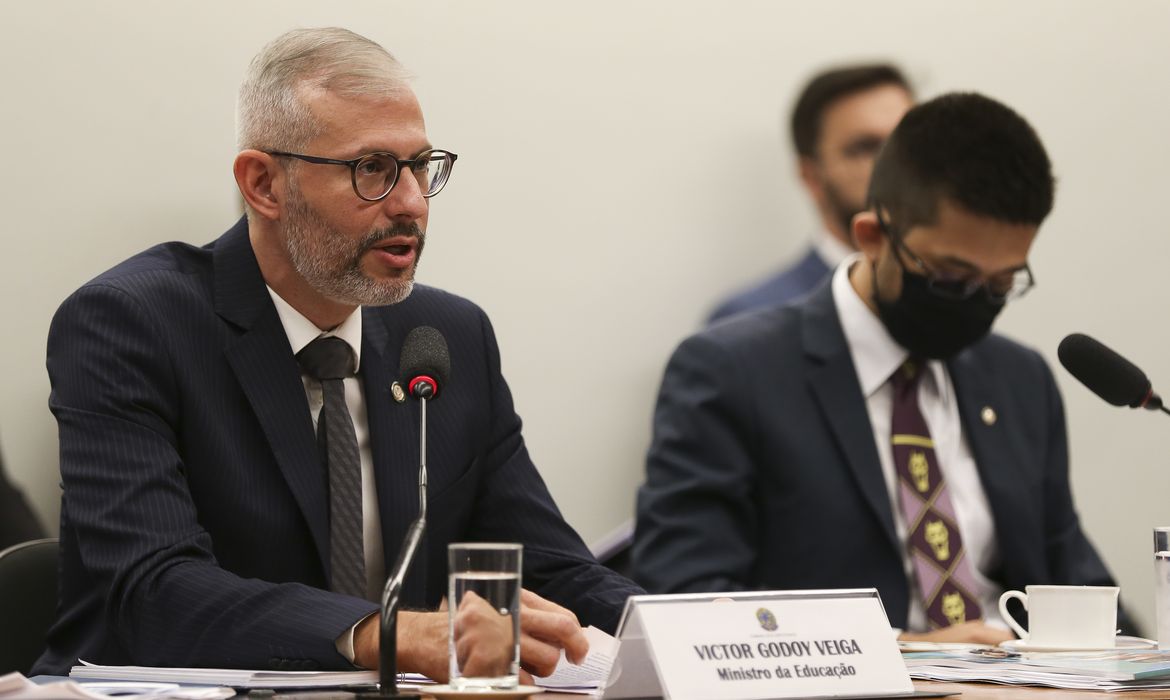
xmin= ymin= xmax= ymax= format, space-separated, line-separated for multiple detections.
xmin=875 ymin=208 xmax=1035 ymax=302
xmin=265 ymin=149 xmax=458 ymax=201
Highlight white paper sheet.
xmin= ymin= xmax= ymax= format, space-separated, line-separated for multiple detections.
xmin=1 ymin=672 xmax=232 ymax=700
xmin=534 ymin=625 xmax=620 ymax=694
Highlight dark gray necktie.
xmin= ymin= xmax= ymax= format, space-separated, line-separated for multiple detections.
xmin=297 ymin=336 xmax=366 ymax=599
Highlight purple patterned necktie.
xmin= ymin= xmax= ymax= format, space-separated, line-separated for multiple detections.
xmin=890 ymin=359 xmax=983 ymax=629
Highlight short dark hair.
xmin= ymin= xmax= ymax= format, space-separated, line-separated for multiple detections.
xmin=867 ymin=92 xmax=1055 ymax=229
xmin=790 ymin=63 xmax=911 ymax=159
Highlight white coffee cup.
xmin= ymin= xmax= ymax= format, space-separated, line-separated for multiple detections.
xmin=998 ymin=585 xmax=1119 ymax=649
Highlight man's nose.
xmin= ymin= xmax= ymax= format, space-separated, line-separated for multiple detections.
xmin=380 ymin=167 xmax=429 ymax=221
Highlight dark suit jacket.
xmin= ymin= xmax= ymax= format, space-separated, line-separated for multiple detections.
xmin=707 ymin=247 xmax=831 ymax=324
xmin=634 ymin=282 xmax=1122 ymax=630
xmin=36 ymin=218 xmax=640 ymax=674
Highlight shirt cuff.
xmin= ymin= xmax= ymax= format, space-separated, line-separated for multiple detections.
xmin=336 ymin=612 xmax=379 ymax=666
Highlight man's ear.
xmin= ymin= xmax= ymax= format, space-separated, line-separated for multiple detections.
xmin=797 ymin=156 xmax=823 ymax=200
xmin=852 ymin=211 xmax=885 ymax=263
xmin=234 ymin=150 xmax=282 ymax=221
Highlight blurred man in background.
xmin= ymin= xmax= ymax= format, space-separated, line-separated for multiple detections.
xmin=708 ymin=64 xmax=913 ymax=322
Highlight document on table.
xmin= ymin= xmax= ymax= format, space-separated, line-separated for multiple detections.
xmin=534 ymin=625 xmax=620 ymax=694
xmin=70 ymin=662 xmax=419 ymax=690
xmin=904 ymin=648 xmax=1170 ymax=691
xmin=1 ymin=672 xmax=232 ymax=700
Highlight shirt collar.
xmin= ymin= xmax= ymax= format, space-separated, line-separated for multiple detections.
xmin=831 ymin=254 xmax=944 ymax=398
xmin=266 ymin=286 xmax=363 ymax=372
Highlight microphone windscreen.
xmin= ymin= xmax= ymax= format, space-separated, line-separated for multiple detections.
xmin=1057 ymin=333 xmax=1151 ymax=408
xmin=400 ymin=326 xmax=451 ymax=392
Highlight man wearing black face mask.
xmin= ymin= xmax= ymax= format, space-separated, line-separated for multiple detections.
xmin=633 ymin=92 xmax=1128 ymax=644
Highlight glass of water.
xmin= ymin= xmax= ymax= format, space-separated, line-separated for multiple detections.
xmin=447 ymin=542 xmax=522 ymax=690
xmin=1155 ymin=528 xmax=1170 ymax=648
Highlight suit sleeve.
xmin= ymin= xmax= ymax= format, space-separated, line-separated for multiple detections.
xmin=632 ymin=332 xmax=760 ymax=593
xmin=47 ymin=283 xmax=376 ymax=670
xmin=458 ymin=308 xmax=643 ymax=633
xmin=1034 ymin=352 xmax=1134 ymax=631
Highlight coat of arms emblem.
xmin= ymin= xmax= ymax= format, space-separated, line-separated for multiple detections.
xmin=756 ymin=607 xmax=778 ymax=631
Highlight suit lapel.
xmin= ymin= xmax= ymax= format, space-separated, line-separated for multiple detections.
xmin=948 ymin=347 xmax=1028 ymax=562
xmin=802 ymin=284 xmax=901 ymax=554
xmin=214 ymin=219 xmax=330 ymax=575
xmin=361 ymin=309 xmax=428 ymax=604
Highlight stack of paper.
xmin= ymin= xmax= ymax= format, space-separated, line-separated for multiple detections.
xmin=1 ymin=672 xmax=232 ymax=700
xmin=68 ymin=627 xmax=618 ymax=696
xmin=904 ymin=649 xmax=1170 ymax=692
xmin=535 ymin=625 xmax=620 ymax=694
xmin=70 ymin=662 xmax=399 ymax=690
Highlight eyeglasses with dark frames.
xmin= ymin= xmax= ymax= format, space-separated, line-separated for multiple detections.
xmin=874 ymin=207 xmax=1035 ymax=302
xmin=266 ymin=149 xmax=458 ymax=201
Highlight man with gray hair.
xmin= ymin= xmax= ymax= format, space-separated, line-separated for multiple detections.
xmin=35 ymin=27 xmax=640 ymax=678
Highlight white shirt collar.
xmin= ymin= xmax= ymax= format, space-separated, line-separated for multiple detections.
xmin=266 ymin=287 xmax=363 ymax=372
xmin=813 ymin=227 xmax=855 ymax=269
xmin=831 ymin=254 xmax=944 ymax=397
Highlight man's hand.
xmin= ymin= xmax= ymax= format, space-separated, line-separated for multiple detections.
xmin=517 ymin=589 xmax=589 ymax=678
xmin=898 ymin=621 xmax=1015 ymax=646
xmin=351 ymin=588 xmax=589 ymax=682
xmin=451 ymin=591 xmax=517 ymax=679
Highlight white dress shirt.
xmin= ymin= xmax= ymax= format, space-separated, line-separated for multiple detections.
xmin=830 ymin=257 xmax=1007 ymax=631
xmin=266 ymin=287 xmax=387 ymax=602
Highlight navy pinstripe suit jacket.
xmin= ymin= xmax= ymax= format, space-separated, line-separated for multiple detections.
xmin=35 ymin=218 xmax=640 ymax=674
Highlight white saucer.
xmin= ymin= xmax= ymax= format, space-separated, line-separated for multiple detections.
xmin=426 ymin=684 xmax=542 ymax=699
xmin=1001 ymin=636 xmax=1157 ymax=653
xmin=898 ymin=641 xmax=989 ymax=653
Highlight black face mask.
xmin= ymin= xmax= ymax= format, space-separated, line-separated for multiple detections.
xmin=873 ymin=265 xmax=1005 ymax=360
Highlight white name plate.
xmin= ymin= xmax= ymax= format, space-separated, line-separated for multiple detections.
xmin=605 ymin=589 xmax=913 ymax=700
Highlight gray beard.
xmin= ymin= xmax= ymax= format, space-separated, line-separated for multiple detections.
xmin=282 ymin=187 xmax=423 ymax=307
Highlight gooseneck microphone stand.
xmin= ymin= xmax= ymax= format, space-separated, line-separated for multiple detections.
xmin=363 ymin=394 xmax=429 ymax=698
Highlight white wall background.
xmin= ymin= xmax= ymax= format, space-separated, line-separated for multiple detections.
xmin=2 ymin=1 xmax=1168 ymax=631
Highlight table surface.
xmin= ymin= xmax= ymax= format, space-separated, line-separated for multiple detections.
xmin=520 ymin=681 xmax=1170 ymax=698
xmin=40 ymin=675 xmax=1170 ymax=698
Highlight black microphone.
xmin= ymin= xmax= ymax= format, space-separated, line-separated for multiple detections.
xmin=400 ymin=326 xmax=451 ymax=400
xmin=1057 ymin=333 xmax=1167 ymax=414
xmin=367 ymin=327 xmax=450 ymax=698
